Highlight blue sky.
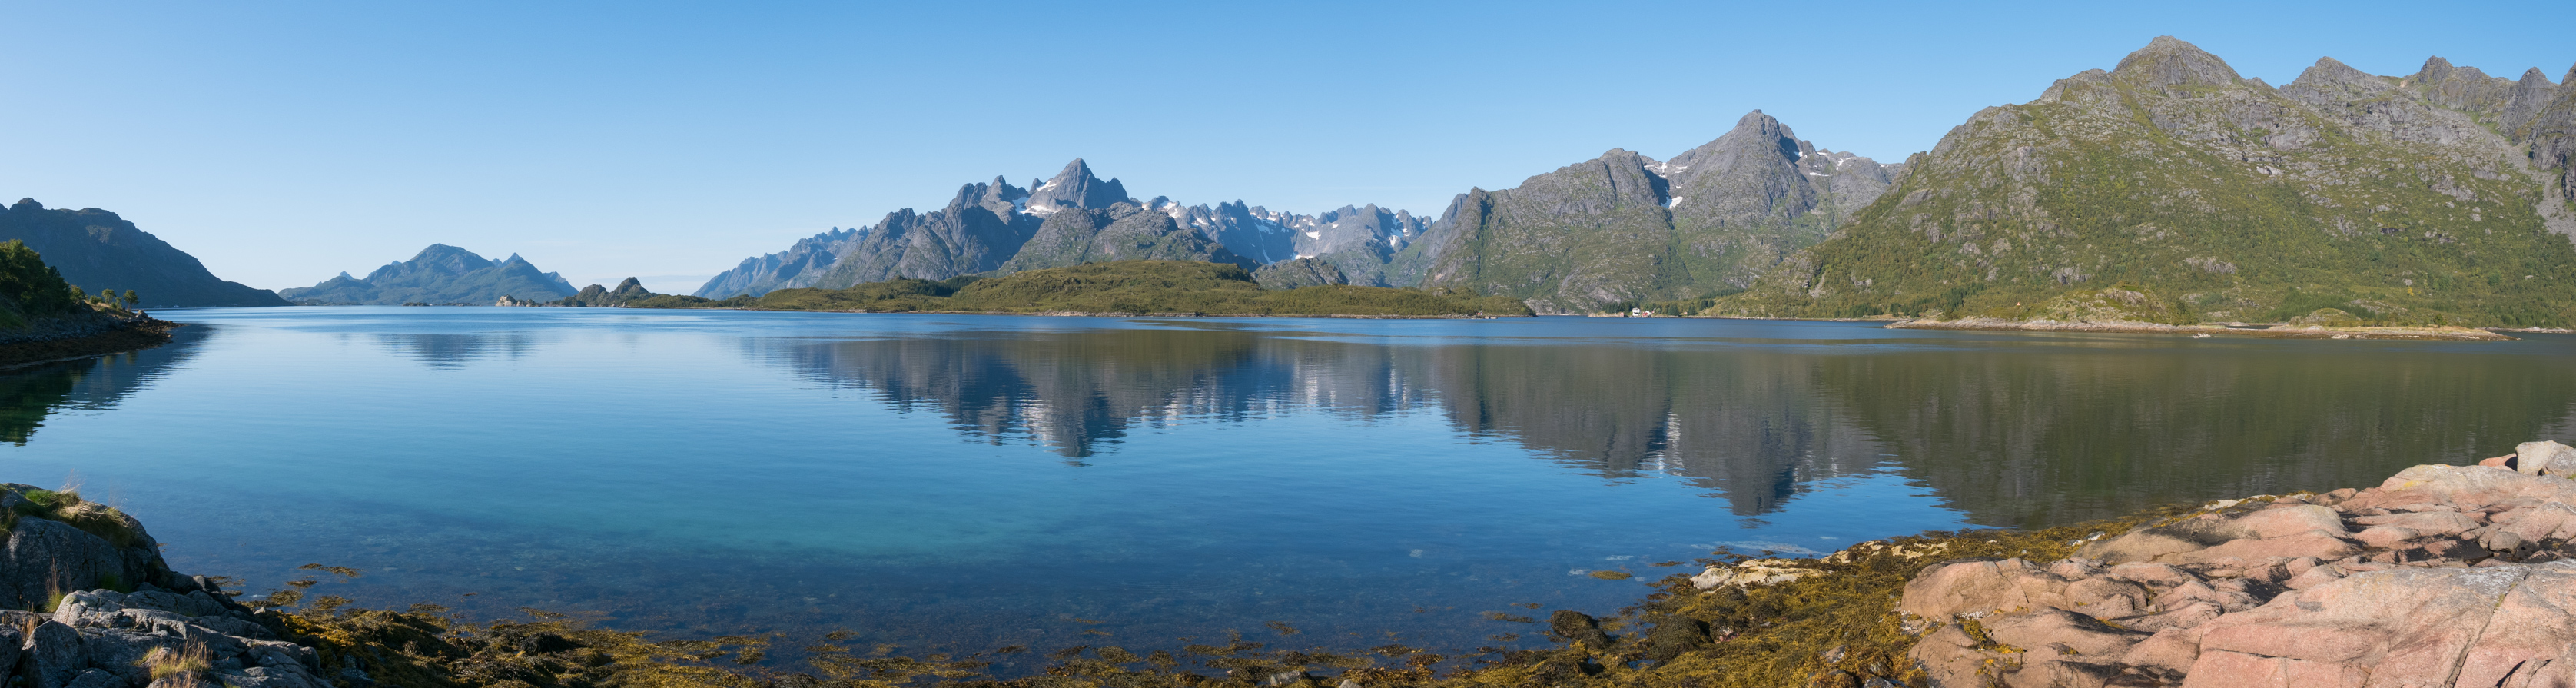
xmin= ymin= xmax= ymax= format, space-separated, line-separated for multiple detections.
xmin=2 ymin=1 xmax=2569 ymax=293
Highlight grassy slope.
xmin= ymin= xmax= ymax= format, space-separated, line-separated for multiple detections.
xmin=749 ymin=261 xmax=1534 ymax=317
xmin=1715 ymin=59 xmax=2576 ymax=327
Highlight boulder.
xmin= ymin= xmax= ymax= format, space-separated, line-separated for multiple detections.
xmin=0 ymin=484 xmax=178 ymax=610
xmin=2515 ymin=440 xmax=2576 ymax=477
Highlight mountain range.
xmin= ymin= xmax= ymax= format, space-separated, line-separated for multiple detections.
xmin=697 ymin=38 xmax=2576 ymax=325
xmin=0 ymin=198 xmax=289 ymax=307
xmin=280 ymin=244 xmax=578 ymax=305
xmin=693 ymin=118 xmax=1888 ymax=312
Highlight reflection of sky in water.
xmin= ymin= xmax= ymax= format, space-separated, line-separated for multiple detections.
xmin=5 ymin=307 xmax=2574 ymax=660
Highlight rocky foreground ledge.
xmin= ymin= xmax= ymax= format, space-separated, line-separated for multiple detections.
xmin=0 ymin=483 xmax=330 ymax=688
xmin=1687 ymin=440 xmax=2576 ymax=687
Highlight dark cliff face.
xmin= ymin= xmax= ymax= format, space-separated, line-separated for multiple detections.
xmin=1719 ymin=36 xmax=2576 ymax=327
xmin=281 ymin=244 xmax=579 ymax=305
xmin=0 ymin=199 xmax=289 ymax=308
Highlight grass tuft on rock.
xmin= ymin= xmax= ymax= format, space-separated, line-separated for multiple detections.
xmin=5 ymin=487 xmax=142 ymax=547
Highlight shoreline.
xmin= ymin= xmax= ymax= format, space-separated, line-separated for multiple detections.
xmin=743 ymin=308 xmax=1521 ymax=319
xmin=301 ymin=303 xmax=1529 ymax=319
xmin=1885 ymin=316 xmax=2515 ymax=341
xmin=0 ymin=316 xmax=180 ymax=370
xmin=12 ymin=444 xmax=2576 ymax=687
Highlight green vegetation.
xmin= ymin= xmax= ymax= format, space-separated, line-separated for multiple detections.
xmin=5 ymin=487 xmax=141 ymax=547
xmin=736 ymin=261 xmax=1534 ymax=317
xmin=0 ymin=239 xmax=112 ymax=329
xmin=1715 ymin=44 xmax=2576 ymax=328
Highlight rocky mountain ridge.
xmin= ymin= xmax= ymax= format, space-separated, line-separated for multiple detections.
xmin=280 ymin=244 xmax=579 ymax=305
xmin=695 ymin=160 xmax=1419 ymax=297
xmin=697 ymin=115 xmax=1896 ymax=312
xmin=1402 ymin=111 xmax=1904 ymax=311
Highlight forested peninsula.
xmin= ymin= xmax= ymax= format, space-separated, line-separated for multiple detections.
xmin=0 ymin=240 xmax=175 ymax=368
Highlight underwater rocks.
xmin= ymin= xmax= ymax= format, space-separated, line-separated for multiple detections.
xmin=0 ymin=484 xmax=323 ymax=688
xmin=1894 ymin=450 xmax=2576 ymax=687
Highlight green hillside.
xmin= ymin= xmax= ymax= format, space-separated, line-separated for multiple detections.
xmin=746 ymin=260 xmax=1532 ymax=317
xmin=1712 ymin=38 xmax=2576 ymax=327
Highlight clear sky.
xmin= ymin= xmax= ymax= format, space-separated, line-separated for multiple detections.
xmin=2 ymin=1 xmax=2568 ymax=293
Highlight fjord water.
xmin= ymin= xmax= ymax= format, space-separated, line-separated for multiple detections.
xmin=6 ymin=309 xmax=2575 ymax=659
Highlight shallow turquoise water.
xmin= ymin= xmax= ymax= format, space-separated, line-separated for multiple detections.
xmin=5 ymin=307 xmax=2573 ymax=660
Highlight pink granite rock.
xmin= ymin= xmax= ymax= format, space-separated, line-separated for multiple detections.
xmin=2350 ymin=510 xmax=2481 ymax=536
xmin=2183 ymin=565 xmax=2552 ymax=687
xmin=1892 ymin=452 xmax=2576 ymax=687
xmin=2168 ymin=530 xmax=2359 ymax=564
xmin=2231 ymin=504 xmax=2347 ymax=538
xmin=1899 ymin=558 xmax=2149 ymax=623
xmin=2352 ymin=524 xmax=2418 ymax=548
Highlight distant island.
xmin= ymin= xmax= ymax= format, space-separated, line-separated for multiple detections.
xmin=282 ymin=244 xmax=579 ymax=305
xmin=531 ymin=260 xmax=1534 ymax=317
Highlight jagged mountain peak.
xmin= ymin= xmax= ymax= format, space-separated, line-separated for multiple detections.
xmin=1028 ymin=158 xmax=1129 ymax=211
xmin=2111 ymin=36 xmax=2243 ymax=89
xmin=1728 ymin=109 xmax=1787 ymax=133
xmin=2299 ymin=56 xmax=2375 ymax=81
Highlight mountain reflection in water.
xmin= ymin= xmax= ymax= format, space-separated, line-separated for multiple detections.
xmin=368 ymin=332 xmax=537 ymax=368
xmin=9 ymin=311 xmax=2576 ymax=658
xmin=758 ymin=325 xmax=2576 ymax=527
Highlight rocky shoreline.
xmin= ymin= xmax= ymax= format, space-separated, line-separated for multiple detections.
xmin=0 ymin=315 xmax=178 ymax=370
xmin=1678 ymin=440 xmax=2576 ymax=686
xmin=1885 ymin=316 xmax=2513 ymax=341
xmin=13 ymin=444 xmax=2576 ymax=688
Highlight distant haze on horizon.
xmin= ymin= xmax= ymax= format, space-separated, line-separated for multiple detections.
xmin=2 ymin=0 xmax=2568 ymax=294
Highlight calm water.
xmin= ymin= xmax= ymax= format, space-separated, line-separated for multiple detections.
xmin=5 ymin=307 xmax=2574 ymax=661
